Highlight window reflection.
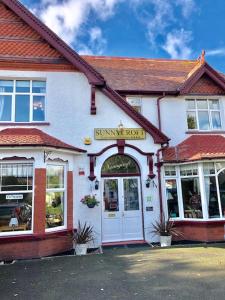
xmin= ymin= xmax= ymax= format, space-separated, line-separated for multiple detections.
xmin=103 ymin=179 xmax=119 ymax=211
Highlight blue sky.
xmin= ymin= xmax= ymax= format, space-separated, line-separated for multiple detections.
xmin=22 ymin=0 xmax=225 ymax=72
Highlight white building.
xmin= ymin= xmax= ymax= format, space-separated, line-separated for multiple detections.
xmin=0 ymin=0 xmax=225 ymax=259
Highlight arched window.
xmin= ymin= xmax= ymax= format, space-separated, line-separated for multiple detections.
xmin=101 ymin=154 xmax=140 ymax=176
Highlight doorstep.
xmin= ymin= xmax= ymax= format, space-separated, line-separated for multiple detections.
xmin=102 ymin=240 xmax=148 ymax=248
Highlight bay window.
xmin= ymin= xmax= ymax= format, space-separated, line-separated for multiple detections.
xmin=186 ymin=99 xmax=222 ymax=130
xmin=0 ymin=163 xmax=33 ymax=233
xmin=0 ymin=80 xmax=46 ymax=122
xmin=46 ymin=164 xmax=66 ymax=230
xmin=164 ymin=162 xmax=225 ymax=220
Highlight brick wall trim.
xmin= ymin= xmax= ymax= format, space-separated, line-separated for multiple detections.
xmin=33 ymin=168 xmax=46 ymax=234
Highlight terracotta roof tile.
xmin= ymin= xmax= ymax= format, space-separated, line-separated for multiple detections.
xmin=163 ymin=135 xmax=225 ymax=162
xmin=82 ymin=55 xmax=199 ymax=92
xmin=0 ymin=128 xmax=86 ymax=153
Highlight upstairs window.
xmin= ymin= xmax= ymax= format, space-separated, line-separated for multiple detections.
xmin=0 ymin=80 xmax=46 ymax=122
xmin=186 ymin=99 xmax=221 ymax=131
xmin=126 ymin=97 xmax=142 ymax=113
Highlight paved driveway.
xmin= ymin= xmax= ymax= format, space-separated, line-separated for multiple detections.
xmin=1 ymin=245 xmax=225 ymax=300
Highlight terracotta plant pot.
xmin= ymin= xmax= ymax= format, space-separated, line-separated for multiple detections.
xmin=74 ymin=243 xmax=88 ymax=255
xmin=160 ymin=235 xmax=172 ymax=247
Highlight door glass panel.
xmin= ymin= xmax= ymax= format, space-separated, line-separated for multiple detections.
xmin=123 ymin=178 xmax=139 ymax=211
xmin=103 ymin=179 xmax=119 ymax=211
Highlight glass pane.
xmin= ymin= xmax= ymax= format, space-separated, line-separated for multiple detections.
xmin=46 ymin=191 xmax=64 ymax=228
xmin=0 ymin=95 xmax=12 ymax=121
xmin=102 ymin=155 xmax=139 ymax=175
xmin=197 ymin=99 xmax=207 ymax=109
xmin=1 ymin=163 xmax=33 ymax=191
xmin=218 ymin=170 xmax=225 ymax=218
xmin=186 ymin=99 xmax=195 ymax=109
xmin=47 ymin=165 xmax=64 ymax=189
xmin=16 ymin=81 xmax=30 ymax=93
xmin=103 ymin=179 xmax=119 ymax=211
xmin=33 ymin=96 xmax=45 ymax=121
xmin=0 ymin=80 xmax=13 ymax=93
xmin=209 ymin=100 xmax=219 ymax=110
xmin=164 ymin=166 xmax=176 ymax=176
xmin=180 ymin=164 xmax=198 ymax=176
xmin=205 ymin=176 xmax=220 ymax=218
xmin=15 ymin=95 xmax=30 ymax=122
xmin=211 ymin=111 xmax=221 ymax=129
xmin=0 ymin=192 xmax=32 ymax=232
xmin=203 ymin=163 xmax=215 ymax=175
xmin=181 ymin=177 xmax=203 ymax=219
xmin=32 ymin=81 xmax=46 ymax=93
xmin=215 ymin=162 xmax=225 ymax=172
xmin=187 ymin=111 xmax=197 ymax=129
xmin=123 ymin=178 xmax=139 ymax=211
xmin=198 ymin=111 xmax=210 ymax=130
xmin=166 ymin=179 xmax=179 ymax=218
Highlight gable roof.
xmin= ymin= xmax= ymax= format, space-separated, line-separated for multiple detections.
xmin=179 ymin=62 xmax=225 ymax=95
xmin=163 ymin=135 xmax=225 ymax=162
xmin=0 ymin=0 xmax=169 ymax=145
xmin=1 ymin=0 xmax=105 ymax=85
xmin=0 ymin=128 xmax=86 ymax=153
xmin=83 ymin=55 xmax=225 ymax=95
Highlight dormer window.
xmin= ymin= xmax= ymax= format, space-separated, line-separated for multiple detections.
xmin=126 ymin=97 xmax=142 ymax=113
xmin=186 ymin=99 xmax=222 ymax=131
xmin=0 ymin=80 xmax=46 ymax=123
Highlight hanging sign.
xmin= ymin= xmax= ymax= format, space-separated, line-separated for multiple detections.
xmin=94 ymin=128 xmax=146 ymax=140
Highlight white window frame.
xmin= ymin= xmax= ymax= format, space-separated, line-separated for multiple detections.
xmin=0 ymin=161 xmax=34 ymax=236
xmin=186 ymin=98 xmax=222 ymax=131
xmin=164 ymin=161 xmax=225 ymax=221
xmin=126 ymin=97 xmax=142 ymax=114
xmin=45 ymin=162 xmax=67 ymax=232
xmin=0 ymin=79 xmax=46 ymax=123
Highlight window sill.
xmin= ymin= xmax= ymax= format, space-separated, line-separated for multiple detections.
xmin=186 ymin=130 xmax=225 ymax=134
xmin=173 ymin=219 xmax=225 ymax=225
xmin=0 ymin=229 xmax=72 ymax=243
xmin=0 ymin=122 xmax=50 ymax=126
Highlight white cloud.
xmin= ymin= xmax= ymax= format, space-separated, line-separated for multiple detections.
xmin=29 ymin=0 xmax=122 ymax=51
xmin=206 ymin=48 xmax=225 ymax=56
xmin=78 ymin=27 xmax=107 ymax=55
xmin=163 ymin=29 xmax=192 ymax=59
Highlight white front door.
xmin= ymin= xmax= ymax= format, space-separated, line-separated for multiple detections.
xmin=102 ymin=177 xmax=143 ymax=243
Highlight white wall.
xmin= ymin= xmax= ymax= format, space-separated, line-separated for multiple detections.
xmin=0 ymin=69 xmax=162 ymax=245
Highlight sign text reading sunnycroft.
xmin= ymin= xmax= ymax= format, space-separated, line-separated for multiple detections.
xmin=94 ymin=128 xmax=146 ymax=140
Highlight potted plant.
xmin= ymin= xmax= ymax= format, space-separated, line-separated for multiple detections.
xmin=81 ymin=194 xmax=100 ymax=208
xmin=73 ymin=221 xmax=94 ymax=255
xmin=152 ymin=214 xmax=182 ymax=247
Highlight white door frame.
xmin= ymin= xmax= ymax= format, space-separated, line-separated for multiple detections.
xmin=101 ymin=176 xmax=144 ymax=243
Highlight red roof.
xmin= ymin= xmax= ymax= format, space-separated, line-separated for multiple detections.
xmin=82 ymin=55 xmax=199 ymax=92
xmin=0 ymin=128 xmax=86 ymax=153
xmin=163 ymin=135 xmax=225 ymax=162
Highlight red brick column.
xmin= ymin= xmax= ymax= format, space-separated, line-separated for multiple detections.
xmin=33 ymin=168 xmax=46 ymax=234
xmin=67 ymin=171 xmax=73 ymax=230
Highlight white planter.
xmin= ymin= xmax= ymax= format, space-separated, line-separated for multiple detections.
xmin=74 ymin=243 xmax=88 ymax=255
xmin=160 ymin=235 xmax=172 ymax=247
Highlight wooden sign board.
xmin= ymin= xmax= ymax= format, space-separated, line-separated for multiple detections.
xmin=94 ymin=128 xmax=146 ymax=140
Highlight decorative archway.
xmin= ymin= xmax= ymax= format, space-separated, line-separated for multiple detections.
xmin=101 ymin=154 xmax=140 ymax=177
xmin=88 ymin=140 xmax=155 ymax=181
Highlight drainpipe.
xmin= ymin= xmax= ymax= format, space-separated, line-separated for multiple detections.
xmin=157 ymin=92 xmax=166 ymax=131
xmin=156 ymin=144 xmax=168 ymax=222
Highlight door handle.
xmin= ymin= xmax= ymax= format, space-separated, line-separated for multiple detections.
xmin=122 ymin=212 xmax=124 ymax=217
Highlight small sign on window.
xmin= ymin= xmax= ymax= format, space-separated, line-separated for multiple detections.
xmin=6 ymin=194 xmax=23 ymax=200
